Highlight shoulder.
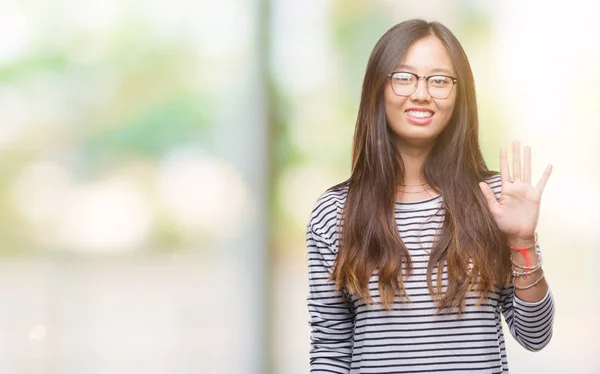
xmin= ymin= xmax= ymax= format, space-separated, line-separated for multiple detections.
xmin=306 ymin=183 xmax=348 ymax=241
xmin=483 ymin=172 xmax=502 ymax=200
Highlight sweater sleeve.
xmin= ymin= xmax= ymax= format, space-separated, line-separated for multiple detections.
xmin=306 ymin=224 xmax=354 ymax=373
xmin=498 ymin=266 xmax=555 ymax=351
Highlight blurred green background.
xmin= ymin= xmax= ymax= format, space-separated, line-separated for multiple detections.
xmin=0 ymin=0 xmax=598 ymax=373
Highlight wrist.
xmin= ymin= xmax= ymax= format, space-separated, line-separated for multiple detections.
xmin=508 ymin=232 xmax=540 ymax=280
xmin=506 ymin=233 xmax=536 ymax=249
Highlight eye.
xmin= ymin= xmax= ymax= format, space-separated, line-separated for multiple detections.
xmin=392 ymin=73 xmax=415 ymax=84
xmin=429 ymin=76 xmax=451 ymax=87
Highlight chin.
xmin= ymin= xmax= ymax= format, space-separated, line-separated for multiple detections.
xmin=393 ymin=130 xmax=443 ymax=146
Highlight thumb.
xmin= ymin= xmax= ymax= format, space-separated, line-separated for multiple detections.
xmin=479 ymin=182 xmax=498 ymax=214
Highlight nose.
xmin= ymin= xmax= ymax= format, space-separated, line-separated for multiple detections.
xmin=410 ymin=77 xmax=430 ymax=102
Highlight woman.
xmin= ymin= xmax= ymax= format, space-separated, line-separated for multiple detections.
xmin=306 ymin=19 xmax=554 ymax=373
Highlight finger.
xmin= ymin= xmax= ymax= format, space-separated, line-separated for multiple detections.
xmin=523 ymin=146 xmax=532 ymax=185
xmin=499 ymin=148 xmax=511 ymax=184
xmin=535 ymin=164 xmax=553 ymax=195
xmin=512 ymin=141 xmax=522 ymax=182
xmin=479 ymin=182 xmax=499 ymax=214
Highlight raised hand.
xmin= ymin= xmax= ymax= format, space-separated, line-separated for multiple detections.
xmin=478 ymin=141 xmax=552 ymax=244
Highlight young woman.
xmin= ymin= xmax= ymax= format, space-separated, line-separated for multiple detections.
xmin=306 ymin=19 xmax=554 ymax=373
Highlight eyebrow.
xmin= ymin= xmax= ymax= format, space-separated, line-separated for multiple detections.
xmin=395 ymin=64 xmax=454 ymax=75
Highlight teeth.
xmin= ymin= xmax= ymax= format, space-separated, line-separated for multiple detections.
xmin=405 ymin=110 xmax=433 ymax=118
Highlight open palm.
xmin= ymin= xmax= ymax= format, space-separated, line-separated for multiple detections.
xmin=479 ymin=141 xmax=553 ymax=241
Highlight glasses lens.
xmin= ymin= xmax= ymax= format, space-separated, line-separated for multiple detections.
xmin=390 ymin=72 xmax=416 ymax=96
xmin=427 ymin=76 xmax=453 ymax=99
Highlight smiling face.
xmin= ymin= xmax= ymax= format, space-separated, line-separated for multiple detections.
xmin=384 ymin=35 xmax=458 ymax=149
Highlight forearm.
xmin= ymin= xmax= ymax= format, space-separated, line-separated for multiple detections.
xmin=307 ymin=227 xmax=354 ymax=372
xmin=501 ymin=235 xmax=555 ymax=351
xmin=502 ymin=286 xmax=554 ymax=351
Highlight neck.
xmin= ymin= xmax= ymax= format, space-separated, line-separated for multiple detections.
xmin=398 ymin=146 xmax=431 ymax=186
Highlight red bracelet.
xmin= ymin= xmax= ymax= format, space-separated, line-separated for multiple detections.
xmin=508 ymin=233 xmax=538 ymax=280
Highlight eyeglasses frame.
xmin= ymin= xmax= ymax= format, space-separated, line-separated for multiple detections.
xmin=387 ymin=71 xmax=459 ymax=99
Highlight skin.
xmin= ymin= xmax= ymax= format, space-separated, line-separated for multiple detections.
xmin=385 ymin=36 xmax=553 ymax=301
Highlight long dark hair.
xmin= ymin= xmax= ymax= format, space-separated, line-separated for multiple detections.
xmin=331 ymin=19 xmax=511 ymax=312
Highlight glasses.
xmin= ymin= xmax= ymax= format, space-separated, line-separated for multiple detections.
xmin=387 ymin=71 xmax=458 ymax=99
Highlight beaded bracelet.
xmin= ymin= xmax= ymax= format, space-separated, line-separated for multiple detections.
xmin=513 ymin=266 xmax=542 ymax=279
xmin=514 ymin=271 xmax=545 ymax=290
xmin=511 ymin=252 xmax=542 ymax=280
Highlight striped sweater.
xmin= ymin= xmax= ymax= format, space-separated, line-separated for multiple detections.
xmin=306 ymin=175 xmax=554 ymax=373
